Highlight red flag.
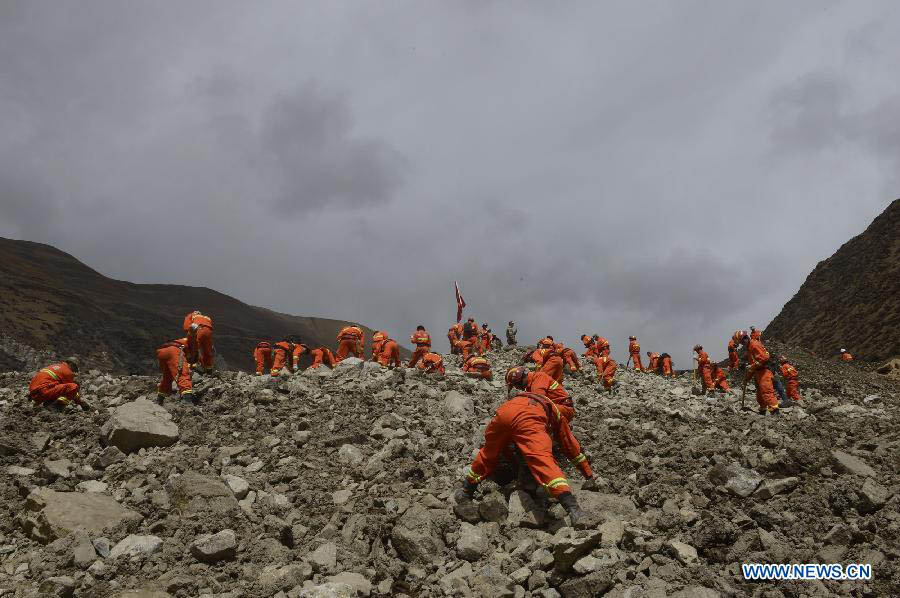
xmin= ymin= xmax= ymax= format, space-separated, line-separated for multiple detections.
xmin=454 ymin=281 xmax=466 ymax=323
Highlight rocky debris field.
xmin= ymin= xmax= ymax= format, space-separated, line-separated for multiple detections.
xmin=0 ymin=343 xmax=898 ymax=598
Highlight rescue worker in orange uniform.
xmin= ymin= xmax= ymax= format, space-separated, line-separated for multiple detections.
xmin=595 ymin=337 xmax=610 ymax=357
xmin=271 ymin=340 xmax=293 ymax=376
xmin=156 ymin=338 xmax=194 ymax=403
xmin=448 ymin=324 xmax=463 ymax=355
xmin=593 ymin=355 xmax=618 ymax=393
xmin=463 ymin=354 xmax=493 ymax=380
xmin=458 ymin=318 xmax=479 ymax=360
xmin=561 ymin=346 xmax=582 ymax=374
xmin=779 ymin=356 xmax=801 ymax=402
xmin=480 ymin=324 xmax=493 ymax=354
xmin=253 ymin=341 xmax=273 ymax=375
xmin=840 ymin=349 xmax=853 ymax=361
xmin=750 ymin=326 xmax=761 ymax=341
xmin=711 ymin=362 xmax=730 ymax=392
xmin=581 ymin=335 xmax=598 ymax=357
xmin=308 ymin=347 xmax=336 ymax=369
xmin=539 ymin=344 xmax=565 ymax=381
xmin=377 ymin=338 xmax=402 ymax=368
xmin=741 ymin=334 xmax=779 ymax=414
xmin=371 ymin=331 xmax=388 ymax=361
xmin=408 ymin=326 xmax=432 ymax=368
xmin=507 ymin=366 xmax=575 ymax=422
xmin=454 ymin=391 xmax=594 ymax=525
xmin=292 ymin=343 xmax=309 ymax=369
xmin=693 ymin=345 xmax=714 ymax=392
xmin=417 ymin=352 xmax=445 ymax=374
xmin=527 ymin=336 xmax=555 ymax=368
xmin=336 ymin=325 xmax=364 ymax=361
xmin=183 ymin=311 xmax=215 ymax=371
xmin=727 ymin=335 xmax=740 ymax=371
xmin=29 ymin=358 xmax=89 ymax=410
xmin=659 ymin=353 xmax=674 ymax=377
xmin=646 ymin=352 xmax=660 ymax=373
xmin=628 ymin=336 xmax=643 ymax=371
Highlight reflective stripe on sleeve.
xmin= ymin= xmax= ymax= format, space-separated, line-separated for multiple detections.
xmin=41 ymin=368 xmax=60 ymax=381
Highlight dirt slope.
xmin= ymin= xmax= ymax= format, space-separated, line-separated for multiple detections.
xmin=765 ymin=199 xmax=900 ymax=362
xmin=0 ymin=237 xmax=398 ymax=373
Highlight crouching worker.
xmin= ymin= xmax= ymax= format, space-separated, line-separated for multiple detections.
xmin=308 ymin=347 xmax=337 ymax=370
xmin=156 ymin=339 xmax=194 ymax=403
xmin=30 ymin=358 xmax=90 ymax=411
xmin=454 ymin=391 xmax=595 ymax=525
xmin=417 ymin=352 xmax=445 ymax=375
xmin=463 ymin=354 xmax=493 ymax=380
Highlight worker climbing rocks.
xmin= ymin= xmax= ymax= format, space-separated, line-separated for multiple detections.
xmin=155 ymin=339 xmax=194 ymax=403
xmin=628 ymin=336 xmax=643 ymax=371
xmin=693 ymin=345 xmax=714 ymax=393
xmin=840 ymin=349 xmax=854 ymax=361
xmin=561 ymin=346 xmax=582 ymax=374
xmin=377 ymin=337 xmax=402 ymax=368
xmin=292 ymin=343 xmax=309 ymax=369
xmin=480 ymin=324 xmax=493 ymax=354
xmin=581 ymin=335 xmax=597 ymax=357
xmin=418 ymin=352 xmax=445 ymax=375
xmin=271 ymin=340 xmax=293 ymax=376
xmin=336 ymin=325 xmax=364 ymax=361
xmin=463 ymin=354 xmax=493 ymax=380
xmin=371 ymin=331 xmax=388 ymax=361
xmin=727 ymin=333 xmax=741 ymax=371
xmin=593 ymin=355 xmax=618 ymax=393
xmin=29 ymin=358 xmax=90 ymax=410
xmin=308 ymin=347 xmax=336 ymax=369
xmin=253 ymin=341 xmax=273 ymax=375
xmin=539 ymin=344 xmax=565 ymax=381
xmin=448 ymin=323 xmax=463 ymax=355
xmin=506 ymin=366 xmax=575 ymax=422
xmin=595 ymin=337 xmax=610 ymax=358
xmin=711 ymin=362 xmax=730 ymax=392
xmin=659 ymin=353 xmax=674 ymax=377
xmin=779 ymin=356 xmax=802 ymax=403
xmin=741 ymin=333 xmax=779 ymax=415
xmin=408 ymin=326 xmax=432 ymax=368
xmin=454 ymin=391 xmax=594 ymax=525
xmin=183 ymin=311 xmax=215 ymax=372
xmin=506 ymin=321 xmax=518 ymax=346
xmin=646 ymin=352 xmax=660 ymax=373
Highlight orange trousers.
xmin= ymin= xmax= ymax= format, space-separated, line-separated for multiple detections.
xmin=254 ymin=347 xmax=273 ymax=375
xmin=458 ymin=340 xmax=474 ymax=361
xmin=630 ymin=353 xmax=643 ymax=370
xmin=408 ymin=346 xmax=430 ymax=368
xmin=196 ymin=326 xmax=214 ymax=369
xmin=336 ymin=339 xmax=362 ymax=360
xmin=700 ymin=364 xmax=714 ymax=390
xmin=468 ymin=399 xmax=571 ymax=497
xmin=378 ymin=343 xmax=401 ymax=368
xmin=661 ymin=359 xmax=673 ymax=377
xmin=157 ymin=346 xmax=192 ymax=396
xmin=714 ymin=374 xmax=730 ymax=391
xmin=728 ymin=351 xmax=739 ymax=370
xmin=30 ymin=382 xmax=80 ymax=405
xmin=309 ymin=348 xmax=336 ymax=369
xmin=271 ymin=349 xmax=291 ymax=376
xmin=753 ymin=368 xmax=779 ymax=411
xmin=785 ymin=378 xmax=801 ymax=401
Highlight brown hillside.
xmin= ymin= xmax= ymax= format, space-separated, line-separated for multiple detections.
xmin=765 ymin=199 xmax=900 ymax=361
xmin=0 ymin=237 xmax=400 ymax=373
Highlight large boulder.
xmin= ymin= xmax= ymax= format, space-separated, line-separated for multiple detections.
xmin=18 ymin=488 xmax=141 ymax=544
xmin=190 ymin=529 xmax=237 ymax=563
xmin=708 ymin=463 xmax=763 ymax=497
xmin=109 ymin=535 xmax=163 ymax=559
xmin=390 ymin=503 xmax=446 ymax=564
xmin=831 ymin=450 xmax=876 ymax=477
xmin=101 ymin=399 xmax=179 ymax=453
xmin=166 ymin=470 xmax=239 ymax=516
xmin=442 ymin=390 xmax=474 ymax=417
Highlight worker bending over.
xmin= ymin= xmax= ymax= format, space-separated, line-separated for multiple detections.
xmin=29 ymin=358 xmax=90 ymax=410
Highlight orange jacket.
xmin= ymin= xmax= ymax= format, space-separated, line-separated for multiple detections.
xmin=540 ymin=354 xmax=564 ymax=382
xmin=647 ymin=353 xmax=659 ymax=369
xmin=338 ymin=326 xmax=363 ymax=342
xmin=595 ymin=337 xmax=610 ymax=355
xmin=593 ymin=355 xmax=617 ymax=376
xmin=292 ymin=343 xmax=308 ymax=360
xmin=628 ymin=341 xmax=640 ymax=355
xmin=419 ymin=352 xmax=445 ymax=373
xmin=780 ymin=362 xmax=798 ymax=380
xmin=537 ymin=337 xmax=554 ymax=350
xmin=410 ymin=330 xmax=432 ymax=347
xmin=463 ymin=356 xmax=491 ymax=373
xmin=274 ymin=341 xmax=292 ymax=356
xmin=30 ymin=362 xmax=77 ymax=393
xmin=183 ymin=312 xmax=212 ymax=332
xmin=526 ymin=371 xmax=571 ymax=409
xmin=695 ymin=350 xmax=710 ymax=368
xmin=746 ymin=340 xmax=770 ymax=374
xmin=841 ymin=352 xmax=853 ymax=361
xmin=711 ymin=363 xmax=727 ymax=382
xmin=508 ymin=393 xmax=592 ymax=478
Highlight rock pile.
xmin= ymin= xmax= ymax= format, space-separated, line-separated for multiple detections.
xmin=0 ymin=344 xmax=897 ymax=596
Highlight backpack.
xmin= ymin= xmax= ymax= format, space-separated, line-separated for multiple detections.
xmin=463 ymin=321 xmax=476 ymax=337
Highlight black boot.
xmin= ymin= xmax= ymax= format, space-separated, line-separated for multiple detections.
xmin=453 ymin=480 xmax=477 ymax=503
xmin=558 ymin=492 xmax=584 ymax=526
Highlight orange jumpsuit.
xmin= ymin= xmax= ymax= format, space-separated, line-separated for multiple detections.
xmin=780 ymin=362 xmax=801 ymax=401
xmin=183 ymin=312 xmax=215 ymax=370
xmin=271 ymin=341 xmax=293 ymax=375
xmin=292 ymin=343 xmax=308 ymax=369
xmin=466 ymin=392 xmax=592 ymax=497
xmin=581 ymin=336 xmax=598 ymax=358
xmin=253 ymin=342 xmax=273 ymax=375
xmin=628 ymin=340 xmax=643 ymax=370
xmin=309 ymin=347 xmax=336 ymax=369
xmin=378 ymin=340 xmax=402 ymax=368
xmin=593 ymin=356 xmax=617 ymax=389
xmin=527 ymin=370 xmax=574 ymax=422
xmin=727 ymin=339 xmax=738 ymax=371
xmin=647 ymin=353 xmax=660 ymax=372
xmin=747 ymin=340 xmax=778 ymax=412
xmin=480 ymin=328 xmax=492 ymax=354
xmin=29 ymin=362 xmax=82 ymax=406
xmin=418 ymin=352 xmax=445 ymax=374
xmin=448 ymin=324 xmax=462 ymax=354
xmin=459 ymin=321 xmax=479 ymax=360
xmin=156 ymin=340 xmax=193 ymax=398
xmin=540 ymin=351 xmax=565 ymax=382
xmin=696 ymin=350 xmax=713 ymax=390
xmin=660 ymin=354 xmax=673 ymax=377
xmin=711 ymin=364 xmax=730 ymax=391
xmin=595 ymin=337 xmax=610 ymax=358
xmin=463 ymin=355 xmax=493 ymax=380
xmin=371 ymin=331 xmax=387 ymax=361
xmin=336 ymin=326 xmax=364 ymax=361
xmin=841 ymin=352 xmax=853 ymax=361
xmin=561 ymin=347 xmax=581 ymax=372
xmin=408 ymin=329 xmax=432 ymax=368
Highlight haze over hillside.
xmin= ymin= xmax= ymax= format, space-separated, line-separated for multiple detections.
xmin=0 ymin=237 xmax=396 ymax=373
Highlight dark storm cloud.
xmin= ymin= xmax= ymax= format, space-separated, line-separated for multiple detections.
xmin=1 ymin=1 xmax=898 ymax=366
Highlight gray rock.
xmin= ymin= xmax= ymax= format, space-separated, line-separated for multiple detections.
xmin=190 ymin=529 xmax=237 ymax=563
xmin=326 ymin=572 xmax=372 ymax=596
xmin=390 ymin=503 xmax=446 ymax=563
xmin=297 ymin=583 xmax=355 ymax=598
xmin=222 ymin=474 xmax=250 ymax=499
xmin=666 ymin=539 xmax=699 ymax=565
xmin=18 ymin=488 xmax=141 ymax=544
xmin=457 ymin=522 xmax=489 ymax=561
xmin=599 ymin=520 xmax=624 ymax=548
xmin=708 ymin=463 xmax=763 ymax=497
xmin=471 ymin=563 xmax=515 ymax=598
xmin=93 ymin=445 xmax=126 ymax=469
xmin=670 ymin=587 xmax=721 ymax=598
xmin=257 ymin=562 xmax=313 ymax=591
xmin=453 ymin=497 xmax=481 ymax=523
xmin=38 ymin=576 xmax=76 ymax=598
xmin=42 ymin=458 xmax=73 ymax=480
xmin=7 ymin=465 xmax=35 ymax=476
xmin=332 ymin=489 xmax=352 ymax=505
xmin=439 ymin=561 xmax=473 ymax=594
xmin=753 ymin=477 xmax=800 ymax=499
xmin=443 ymin=390 xmax=474 ymax=416
xmin=858 ymin=478 xmax=891 ymax=513
xmin=71 ymin=532 xmax=98 ymax=569
xmin=101 ymin=399 xmax=179 ymax=454
xmin=479 ymin=490 xmax=509 ymax=522
xmin=309 ymin=541 xmax=337 ymax=572
xmin=553 ymin=530 xmax=602 ymax=572
xmin=557 ymin=570 xmax=612 ymax=598
xmin=166 ymin=470 xmax=239 ymax=515
xmin=578 ymin=493 xmax=639 ymax=520
xmin=831 ymin=450 xmax=876 ymax=477
xmin=76 ymin=480 xmax=108 ymax=493
xmin=337 ymin=444 xmax=364 ymax=466
xmin=93 ymin=537 xmax=111 ymax=558
xmin=572 ymin=555 xmax=602 ymax=574
xmin=111 ymin=592 xmax=172 ymax=598
xmin=508 ymin=490 xmax=545 ymax=528
xmin=109 ymin=534 xmax=163 ymax=559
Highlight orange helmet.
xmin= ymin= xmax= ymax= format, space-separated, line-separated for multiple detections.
xmin=505 ymin=366 xmax=528 ymax=389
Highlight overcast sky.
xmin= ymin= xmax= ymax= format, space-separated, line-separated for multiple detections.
xmin=1 ymin=1 xmax=898 ymax=366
